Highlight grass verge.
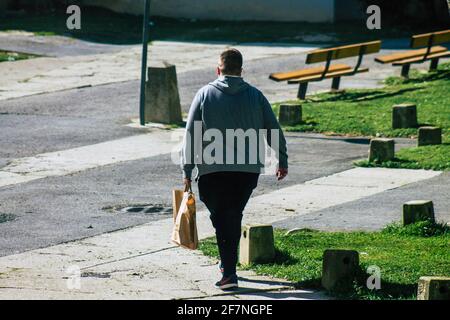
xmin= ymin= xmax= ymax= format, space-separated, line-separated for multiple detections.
xmin=0 ymin=51 xmax=36 ymax=62
xmin=274 ymin=63 xmax=450 ymax=170
xmin=199 ymin=222 xmax=450 ymax=300
xmin=355 ymin=144 xmax=450 ymax=171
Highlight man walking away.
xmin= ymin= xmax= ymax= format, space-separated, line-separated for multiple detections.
xmin=181 ymin=49 xmax=288 ymax=290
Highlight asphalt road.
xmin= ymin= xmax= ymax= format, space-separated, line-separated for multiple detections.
xmin=0 ymin=48 xmax=414 ymax=165
xmin=2 ymin=127 xmax=408 ymax=256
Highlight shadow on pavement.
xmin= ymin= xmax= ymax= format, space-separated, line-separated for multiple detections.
xmin=237 ymin=276 xmax=294 ymax=287
xmin=286 ymin=134 xmax=370 ymax=145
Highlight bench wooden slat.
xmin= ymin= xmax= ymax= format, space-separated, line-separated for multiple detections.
xmin=392 ymin=50 xmax=450 ymax=66
xmin=306 ymin=41 xmax=381 ymax=64
xmin=269 ymin=64 xmax=351 ymax=82
xmin=411 ymin=29 xmax=450 ymax=48
xmin=375 ymin=46 xmax=448 ymax=64
xmin=287 ymin=67 xmax=369 ymax=84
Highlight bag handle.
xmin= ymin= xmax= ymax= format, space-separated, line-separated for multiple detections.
xmin=174 ymin=191 xmax=194 ymax=227
xmin=184 ymin=183 xmax=193 ymax=193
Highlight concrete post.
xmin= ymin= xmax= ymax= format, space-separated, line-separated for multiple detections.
xmin=145 ymin=62 xmax=182 ymax=124
xmin=418 ymin=127 xmax=442 ymax=146
xmin=368 ymin=138 xmax=395 ymax=163
xmin=322 ymin=250 xmax=359 ymax=291
xmin=239 ymin=224 xmax=275 ymax=266
xmin=392 ymin=104 xmax=418 ymax=129
xmin=279 ymin=104 xmax=302 ymax=126
xmin=403 ymin=200 xmax=435 ymax=226
xmin=417 ymin=277 xmax=450 ymax=300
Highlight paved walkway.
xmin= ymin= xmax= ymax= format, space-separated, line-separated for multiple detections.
xmin=3 ymin=32 xmax=446 ymax=103
xmin=0 ymin=32 xmax=316 ymax=101
xmin=0 ymin=166 xmax=440 ymax=299
xmin=0 ymin=32 xmax=448 ymax=300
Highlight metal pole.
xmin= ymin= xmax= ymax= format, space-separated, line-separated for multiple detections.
xmin=139 ymin=0 xmax=151 ymax=126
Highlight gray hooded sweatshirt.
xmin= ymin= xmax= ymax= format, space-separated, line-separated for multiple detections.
xmin=181 ymin=75 xmax=288 ymax=180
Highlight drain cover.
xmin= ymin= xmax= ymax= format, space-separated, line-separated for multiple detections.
xmin=0 ymin=213 xmax=16 ymax=224
xmin=103 ymin=204 xmax=172 ymax=215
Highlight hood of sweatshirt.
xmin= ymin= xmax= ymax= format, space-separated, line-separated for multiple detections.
xmin=209 ymin=75 xmax=249 ymax=95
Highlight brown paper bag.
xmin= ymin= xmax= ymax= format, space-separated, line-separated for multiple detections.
xmin=172 ymin=189 xmax=184 ymax=223
xmin=171 ymin=186 xmax=198 ymax=250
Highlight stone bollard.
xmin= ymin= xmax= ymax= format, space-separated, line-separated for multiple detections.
xmin=239 ymin=224 xmax=275 ymax=266
xmin=368 ymin=138 xmax=395 ymax=163
xmin=418 ymin=127 xmax=442 ymax=146
xmin=392 ymin=104 xmax=418 ymax=129
xmin=145 ymin=61 xmax=182 ymax=124
xmin=417 ymin=277 xmax=450 ymax=300
xmin=322 ymin=250 xmax=359 ymax=291
xmin=403 ymin=200 xmax=435 ymax=225
xmin=279 ymin=104 xmax=302 ymax=126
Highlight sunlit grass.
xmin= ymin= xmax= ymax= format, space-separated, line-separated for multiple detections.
xmin=200 ymin=222 xmax=450 ymax=300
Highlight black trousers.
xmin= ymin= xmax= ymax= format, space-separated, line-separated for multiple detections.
xmin=198 ymin=171 xmax=259 ymax=277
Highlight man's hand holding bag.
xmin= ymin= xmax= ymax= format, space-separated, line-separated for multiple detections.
xmin=171 ymin=184 xmax=198 ymax=250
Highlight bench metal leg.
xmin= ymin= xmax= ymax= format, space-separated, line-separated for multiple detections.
xmin=401 ymin=64 xmax=411 ymax=78
xmin=297 ymin=82 xmax=308 ymax=100
xmin=430 ymin=58 xmax=439 ymax=71
xmin=331 ymin=77 xmax=341 ymax=91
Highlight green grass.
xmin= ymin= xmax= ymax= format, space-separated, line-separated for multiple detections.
xmin=275 ymin=63 xmax=450 ymax=171
xmin=0 ymin=51 xmax=36 ymax=62
xmin=199 ymin=222 xmax=450 ymax=300
xmin=0 ymin=6 xmax=434 ymax=45
xmin=356 ymin=144 xmax=450 ymax=171
xmin=275 ymin=65 xmax=450 ymax=139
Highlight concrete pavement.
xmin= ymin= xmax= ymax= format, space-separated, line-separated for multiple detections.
xmin=0 ymin=32 xmax=317 ymax=101
xmin=0 ymin=31 xmax=132 ymax=57
xmin=1 ymin=32 xmax=449 ymax=300
xmin=276 ymin=171 xmax=450 ymax=231
xmin=0 ymin=166 xmax=441 ymax=299
xmin=0 ymin=129 xmax=181 ymax=188
xmin=3 ymin=32 xmax=447 ymax=103
xmin=0 ymin=130 xmax=418 ymax=257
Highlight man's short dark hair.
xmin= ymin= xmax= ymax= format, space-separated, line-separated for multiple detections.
xmin=220 ymin=49 xmax=243 ymax=75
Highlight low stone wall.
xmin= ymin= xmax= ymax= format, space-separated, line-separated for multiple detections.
xmin=80 ymin=0 xmax=335 ymax=22
xmin=2 ymin=0 xmax=447 ymax=24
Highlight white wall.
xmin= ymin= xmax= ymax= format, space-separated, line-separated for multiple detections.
xmin=82 ymin=0 xmax=335 ymax=22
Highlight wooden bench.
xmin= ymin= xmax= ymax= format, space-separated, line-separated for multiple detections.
xmin=269 ymin=41 xmax=381 ymax=100
xmin=375 ymin=29 xmax=450 ymax=78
